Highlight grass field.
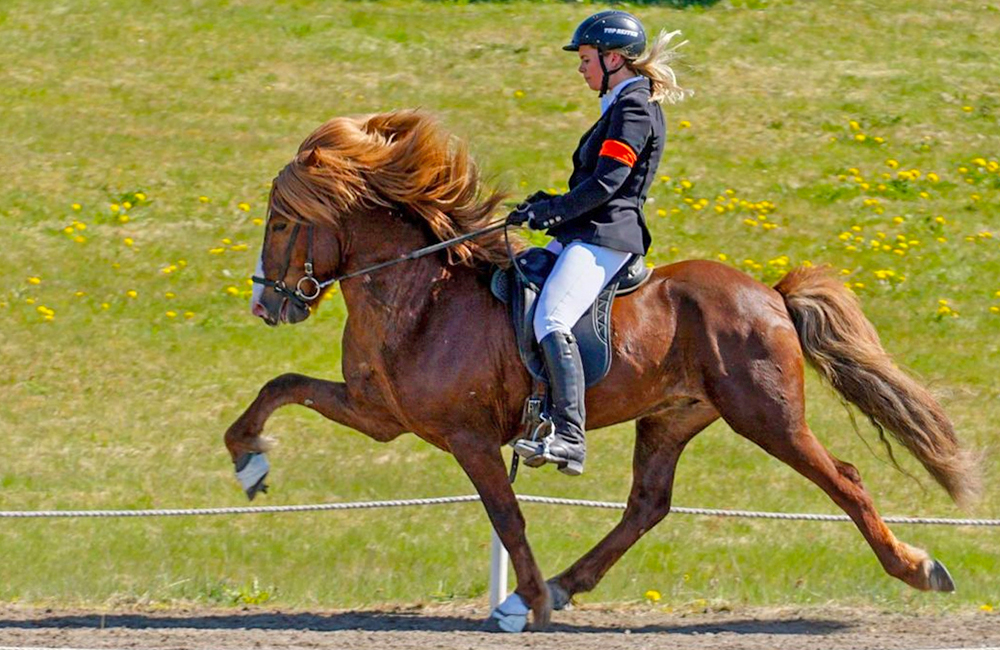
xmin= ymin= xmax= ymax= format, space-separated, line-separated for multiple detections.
xmin=1 ymin=0 xmax=998 ymax=614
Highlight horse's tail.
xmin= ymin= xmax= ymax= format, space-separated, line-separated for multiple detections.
xmin=774 ymin=266 xmax=980 ymax=506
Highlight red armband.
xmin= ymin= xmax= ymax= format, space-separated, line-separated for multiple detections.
xmin=599 ymin=139 xmax=638 ymax=167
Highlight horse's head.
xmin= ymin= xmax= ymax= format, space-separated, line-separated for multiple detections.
xmin=250 ymin=148 xmax=345 ymax=326
xmin=250 ymin=110 xmax=513 ymax=325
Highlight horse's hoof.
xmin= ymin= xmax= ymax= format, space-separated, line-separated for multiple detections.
xmin=547 ymin=580 xmax=572 ymax=611
xmin=927 ymin=559 xmax=956 ymax=592
xmin=246 ymin=477 xmax=269 ymax=501
xmin=235 ymin=452 xmax=271 ymax=501
xmin=487 ymin=593 xmax=530 ymax=633
xmin=485 ymin=610 xmax=528 ymax=633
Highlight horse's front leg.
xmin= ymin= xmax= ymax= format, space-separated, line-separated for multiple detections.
xmin=447 ymin=430 xmax=550 ymax=633
xmin=224 ymin=372 xmax=405 ymax=498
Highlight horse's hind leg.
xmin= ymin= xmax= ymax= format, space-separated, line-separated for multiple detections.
xmin=711 ymin=364 xmax=955 ymax=592
xmin=547 ymin=406 xmax=718 ymax=608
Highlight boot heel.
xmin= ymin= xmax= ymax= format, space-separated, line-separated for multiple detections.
xmin=558 ymin=459 xmax=584 ymax=476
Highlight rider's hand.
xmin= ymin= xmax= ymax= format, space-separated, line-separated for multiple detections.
xmin=506 ymin=203 xmax=531 ymax=226
xmin=526 ymin=199 xmax=555 ymax=230
xmin=522 ymin=190 xmax=555 ymax=205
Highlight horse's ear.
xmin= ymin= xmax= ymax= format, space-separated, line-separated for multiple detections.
xmin=302 ymin=147 xmax=323 ymax=167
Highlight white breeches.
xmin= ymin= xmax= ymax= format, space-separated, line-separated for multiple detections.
xmin=533 ymin=241 xmax=631 ymax=343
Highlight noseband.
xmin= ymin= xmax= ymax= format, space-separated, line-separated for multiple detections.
xmin=251 ymin=223 xmax=333 ymax=311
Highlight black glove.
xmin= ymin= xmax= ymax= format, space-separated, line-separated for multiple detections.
xmin=506 ymin=202 xmax=531 ymax=226
xmin=522 ymin=190 xmax=555 ymax=205
xmin=526 ymin=199 xmax=558 ymax=230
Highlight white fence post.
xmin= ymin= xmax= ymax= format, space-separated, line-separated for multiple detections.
xmin=488 ymin=527 xmax=509 ymax=610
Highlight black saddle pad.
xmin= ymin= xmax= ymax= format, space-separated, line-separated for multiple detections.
xmin=490 ymin=248 xmax=651 ymax=387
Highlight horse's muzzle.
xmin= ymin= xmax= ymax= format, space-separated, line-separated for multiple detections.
xmin=253 ymin=295 xmax=311 ymax=327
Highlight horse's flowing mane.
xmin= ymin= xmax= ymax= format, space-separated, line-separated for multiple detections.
xmin=269 ymin=109 xmax=513 ymax=268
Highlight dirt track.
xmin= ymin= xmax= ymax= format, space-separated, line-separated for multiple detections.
xmin=1 ymin=604 xmax=998 ymax=650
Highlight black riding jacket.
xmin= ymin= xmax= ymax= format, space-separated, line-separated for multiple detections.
xmin=538 ymin=77 xmax=665 ymax=255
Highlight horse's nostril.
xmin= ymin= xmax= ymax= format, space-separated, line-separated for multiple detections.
xmin=252 ymin=301 xmax=267 ymax=318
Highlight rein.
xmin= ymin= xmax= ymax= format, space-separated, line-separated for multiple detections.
xmin=252 ymin=217 xmax=515 ymax=310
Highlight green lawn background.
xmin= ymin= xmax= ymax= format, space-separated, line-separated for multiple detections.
xmin=0 ymin=0 xmax=998 ymax=612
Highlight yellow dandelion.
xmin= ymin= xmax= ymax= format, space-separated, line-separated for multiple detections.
xmin=199 ymin=196 xmax=209 ymax=203
xmin=678 ymin=120 xmax=691 ymax=129
xmin=101 ymin=302 xmax=110 ymax=310
xmin=135 ymin=192 xmax=146 ymax=201
xmin=74 ymin=235 xmax=86 ymax=243
xmin=225 ymin=286 xmax=240 ymax=296
xmin=718 ymin=253 xmax=728 ymax=261
xmin=253 ymin=218 xmax=264 ymax=226
xmin=177 ymin=260 xmax=187 ymax=267
xmin=927 ymin=172 xmax=939 ymax=182
xmin=513 ymin=89 xmax=525 ymax=98
xmin=849 ymin=120 xmax=860 ymax=131
xmin=166 ymin=311 xmax=177 ymax=318
xmin=209 ymin=247 xmax=225 ymax=254
xmin=63 ymin=226 xmax=74 ymax=235
xmin=184 ymin=311 xmax=195 ymax=319
xmin=165 ymin=292 xmax=176 ymax=299
xmin=123 ymin=237 xmax=134 ymax=246
xmin=72 ymin=203 xmax=82 ymax=210
xmin=886 ymin=159 xmax=899 ymax=169
xmin=126 ymin=290 xmax=138 ymax=299
xmin=119 ymin=214 xmax=130 ymax=223
xmin=657 ymin=208 xmax=667 ymax=217
xmin=28 ymin=276 xmax=41 ymax=285
xmin=238 ymin=202 xmax=251 ymax=212
xmin=110 ymin=203 xmax=120 ymax=212
xmin=122 ymin=201 xmax=132 ymax=209
xmin=644 ymin=590 xmax=662 ymax=603
xmin=75 ymin=291 xmax=86 ymax=297
xmin=962 ymin=105 xmax=973 ymax=112
xmin=854 ymin=134 xmax=867 ymax=142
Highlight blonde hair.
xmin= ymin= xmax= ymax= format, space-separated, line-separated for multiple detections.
xmin=623 ymin=30 xmax=692 ymax=105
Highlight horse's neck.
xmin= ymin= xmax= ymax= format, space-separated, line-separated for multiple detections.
xmin=338 ymin=223 xmax=473 ymax=346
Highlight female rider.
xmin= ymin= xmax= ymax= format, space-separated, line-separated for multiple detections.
xmin=508 ymin=11 xmax=690 ymax=476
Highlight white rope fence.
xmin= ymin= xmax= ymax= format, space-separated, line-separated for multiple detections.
xmin=1 ymin=493 xmax=998 ymax=525
xmin=3 ymin=494 xmax=997 ymax=611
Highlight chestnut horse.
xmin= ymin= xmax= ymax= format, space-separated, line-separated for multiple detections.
xmin=225 ymin=110 xmax=978 ymax=631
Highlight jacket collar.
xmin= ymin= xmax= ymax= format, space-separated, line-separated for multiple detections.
xmin=599 ymin=76 xmax=650 ymax=116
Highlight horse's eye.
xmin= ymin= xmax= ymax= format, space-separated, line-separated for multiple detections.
xmin=272 ymin=222 xmax=288 ymax=232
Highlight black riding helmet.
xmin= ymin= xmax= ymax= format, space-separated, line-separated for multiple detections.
xmin=564 ymin=11 xmax=647 ymax=97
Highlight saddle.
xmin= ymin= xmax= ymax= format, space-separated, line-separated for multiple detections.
xmin=490 ymin=248 xmax=651 ymax=388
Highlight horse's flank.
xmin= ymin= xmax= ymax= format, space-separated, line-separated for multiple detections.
xmin=269 ymin=109 xmax=513 ymax=269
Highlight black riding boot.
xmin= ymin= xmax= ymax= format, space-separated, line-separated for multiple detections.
xmin=531 ymin=331 xmax=587 ymax=476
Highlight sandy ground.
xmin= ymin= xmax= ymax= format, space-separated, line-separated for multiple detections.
xmin=0 ymin=603 xmax=998 ymax=650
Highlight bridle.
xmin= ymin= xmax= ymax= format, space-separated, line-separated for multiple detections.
xmin=252 ymin=216 xmax=517 ymax=312
xmin=251 ymin=222 xmax=331 ymax=312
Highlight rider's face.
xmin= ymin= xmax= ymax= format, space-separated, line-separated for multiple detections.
xmin=578 ymin=46 xmax=622 ymax=92
xmin=577 ymin=46 xmax=604 ymax=92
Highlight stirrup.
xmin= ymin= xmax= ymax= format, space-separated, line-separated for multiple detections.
xmin=513 ymin=434 xmax=585 ymax=476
